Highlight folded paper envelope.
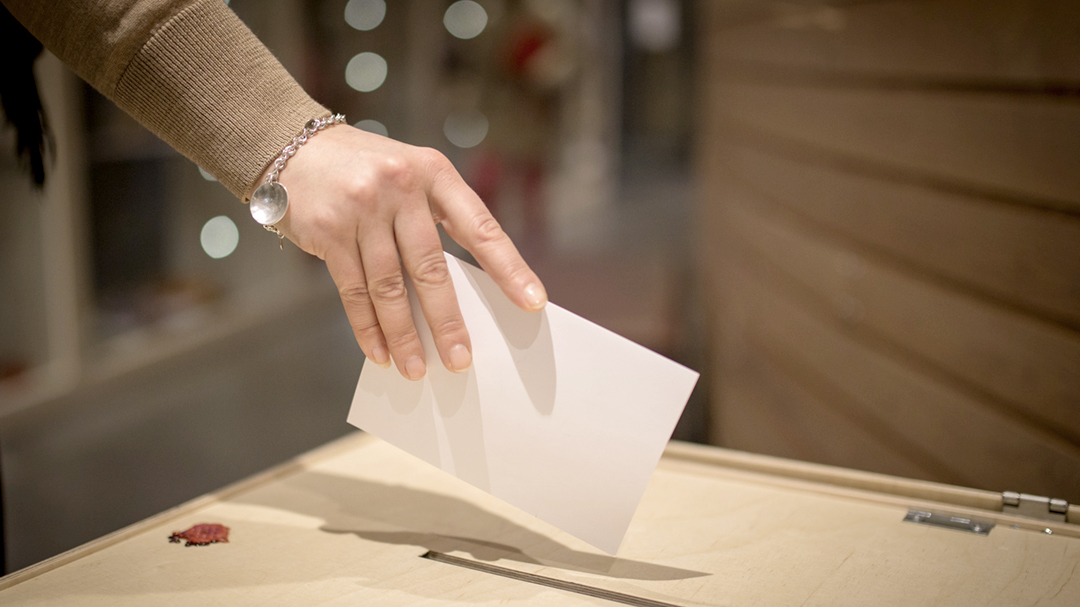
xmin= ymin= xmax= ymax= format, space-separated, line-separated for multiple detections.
xmin=348 ymin=253 xmax=699 ymax=554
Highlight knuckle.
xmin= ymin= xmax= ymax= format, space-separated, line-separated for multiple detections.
xmin=385 ymin=326 xmax=420 ymax=349
xmin=471 ymin=214 xmax=506 ymax=247
xmin=410 ymin=253 xmax=451 ymax=288
xmin=338 ymin=282 xmax=372 ymax=305
xmin=430 ymin=315 xmax=466 ymax=339
xmin=344 ymin=176 xmax=378 ymax=203
xmin=417 ymin=146 xmax=449 ymax=169
xmin=377 ymin=155 xmax=417 ymax=189
xmin=350 ymin=318 xmax=382 ymax=338
xmin=311 ymin=205 xmax=343 ymax=237
xmin=419 ymin=147 xmax=457 ymax=183
xmin=369 ymin=273 xmax=408 ymax=304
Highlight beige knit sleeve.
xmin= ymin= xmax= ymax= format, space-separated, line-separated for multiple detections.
xmin=2 ymin=0 xmax=329 ymax=199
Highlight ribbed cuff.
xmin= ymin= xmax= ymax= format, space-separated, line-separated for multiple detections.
xmin=112 ymin=0 xmax=328 ymax=199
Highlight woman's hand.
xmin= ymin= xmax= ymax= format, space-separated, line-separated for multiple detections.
xmin=264 ymin=124 xmax=547 ymax=380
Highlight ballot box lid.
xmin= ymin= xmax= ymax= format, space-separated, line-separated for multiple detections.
xmin=1 ymin=432 xmax=1077 ymax=606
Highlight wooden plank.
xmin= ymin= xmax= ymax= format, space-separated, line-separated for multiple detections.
xmin=711 ymin=0 xmax=1080 ymax=82
xmin=712 ymin=339 xmax=946 ymax=481
xmin=709 ymin=225 xmax=1080 ymax=501
xmin=2 ymin=433 xmax=1078 ymax=606
xmin=712 ymin=164 xmax=1080 ymax=444
xmin=710 ymin=80 xmax=1080 ymax=212
xmin=707 ymin=245 xmax=969 ymax=487
xmin=719 ymin=144 xmax=1080 ymax=328
xmin=696 ymin=0 xmax=1080 ymax=527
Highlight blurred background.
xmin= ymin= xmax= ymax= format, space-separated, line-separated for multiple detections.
xmin=0 ymin=0 xmax=1077 ymax=572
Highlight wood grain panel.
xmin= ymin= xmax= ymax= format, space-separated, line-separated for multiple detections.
xmin=717 ymin=167 xmax=1080 ymax=443
xmin=714 ymin=341 xmax=946 ymax=482
xmin=698 ymin=0 xmax=1080 ymax=502
xmin=714 ymin=0 xmax=1080 ymax=82
xmin=712 ymin=80 xmax=1080 ymax=212
xmin=719 ymin=145 xmax=1080 ymax=328
xmin=707 ymin=214 xmax=1080 ymax=502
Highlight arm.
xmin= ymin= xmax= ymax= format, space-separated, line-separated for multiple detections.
xmin=3 ymin=0 xmax=546 ymax=379
xmin=2 ymin=0 xmax=324 ymax=199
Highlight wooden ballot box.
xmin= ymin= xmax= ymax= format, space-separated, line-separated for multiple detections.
xmin=0 ymin=432 xmax=1077 ymax=605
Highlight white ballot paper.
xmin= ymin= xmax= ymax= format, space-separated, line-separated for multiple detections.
xmin=348 ymin=253 xmax=699 ymax=554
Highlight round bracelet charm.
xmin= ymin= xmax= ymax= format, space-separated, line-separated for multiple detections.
xmin=250 ymin=181 xmax=289 ymax=226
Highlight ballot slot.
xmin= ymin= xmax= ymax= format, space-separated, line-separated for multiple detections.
xmin=419 ymin=551 xmax=685 ymax=607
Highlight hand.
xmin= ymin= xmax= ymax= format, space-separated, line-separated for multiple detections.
xmin=263 ymin=125 xmax=547 ymax=380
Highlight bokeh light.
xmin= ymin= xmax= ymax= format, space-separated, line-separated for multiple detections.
xmin=629 ymin=0 xmax=681 ymax=52
xmin=344 ymin=0 xmax=386 ymax=31
xmin=444 ymin=1 xmax=488 ymax=40
xmin=345 ymin=52 xmax=388 ymax=92
xmin=200 ymin=216 xmax=239 ymax=259
xmin=444 ymin=110 xmax=489 ymax=148
xmin=354 ymin=119 xmax=389 ymax=137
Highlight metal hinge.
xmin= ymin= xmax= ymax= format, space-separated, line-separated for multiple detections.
xmin=903 ymin=510 xmax=994 ymax=535
xmin=1002 ymin=491 xmax=1069 ymax=522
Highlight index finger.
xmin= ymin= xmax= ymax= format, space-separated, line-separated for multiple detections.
xmin=426 ymin=156 xmax=547 ymax=313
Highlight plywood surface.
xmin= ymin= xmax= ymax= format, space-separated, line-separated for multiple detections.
xmin=717 ymin=175 xmax=1080 ymax=446
xmin=711 ymin=80 xmax=1080 ymax=212
xmin=711 ymin=235 xmax=1080 ymax=501
xmin=697 ymin=0 xmax=1080 ymax=513
xmin=2 ymin=433 xmax=1077 ymax=606
xmin=714 ymin=346 xmax=948 ymax=482
xmin=719 ymin=145 xmax=1080 ymax=330
xmin=702 ymin=189 xmax=1080 ymax=500
xmin=713 ymin=0 xmax=1080 ymax=81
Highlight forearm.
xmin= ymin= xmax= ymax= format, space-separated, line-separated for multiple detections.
xmin=2 ymin=0 xmax=327 ymax=199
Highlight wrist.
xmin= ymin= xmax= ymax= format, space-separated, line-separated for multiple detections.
xmin=247 ymin=114 xmax=346 ymax=248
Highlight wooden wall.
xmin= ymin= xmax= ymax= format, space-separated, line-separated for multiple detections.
xmin=697 ymin=0 xmax=1080 ymax=502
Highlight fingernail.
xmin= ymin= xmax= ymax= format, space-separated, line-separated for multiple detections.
xmin=449 ymin=344 xmax=472 ymax=373
xmin=405 ymin=355 xmax=426 ymax=380
xmin=524 ymin=283 xmax=547 ymax=311
xmin=372 ymin=345 xmax=391 ymax=369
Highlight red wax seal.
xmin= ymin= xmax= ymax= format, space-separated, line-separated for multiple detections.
xmin=168 ymin=523 xmax=230 ymax=547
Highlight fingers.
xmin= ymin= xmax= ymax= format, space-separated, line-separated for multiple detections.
xmin=428 ymin=159 xmax=547 ymax=313
xmin=396 ymin=207 xmax=472 ymax=374
xmin=324 ymin=246 xmax=391 ymax=370
xmin=326 ymin=223 xmax=470 ymax=380
xmin=356 ymin=227 xmax=430 ymax=380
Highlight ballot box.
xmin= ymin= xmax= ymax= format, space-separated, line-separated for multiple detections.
xmin=1 ymin=432 xmax=1076 ymax=605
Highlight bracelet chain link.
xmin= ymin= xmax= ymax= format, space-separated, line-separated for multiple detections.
xmin=266 ymin=114 xmax=347 ymax=184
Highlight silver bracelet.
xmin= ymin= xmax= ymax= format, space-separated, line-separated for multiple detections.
xmin=249 ymin=113 xmax=347 ymax=249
